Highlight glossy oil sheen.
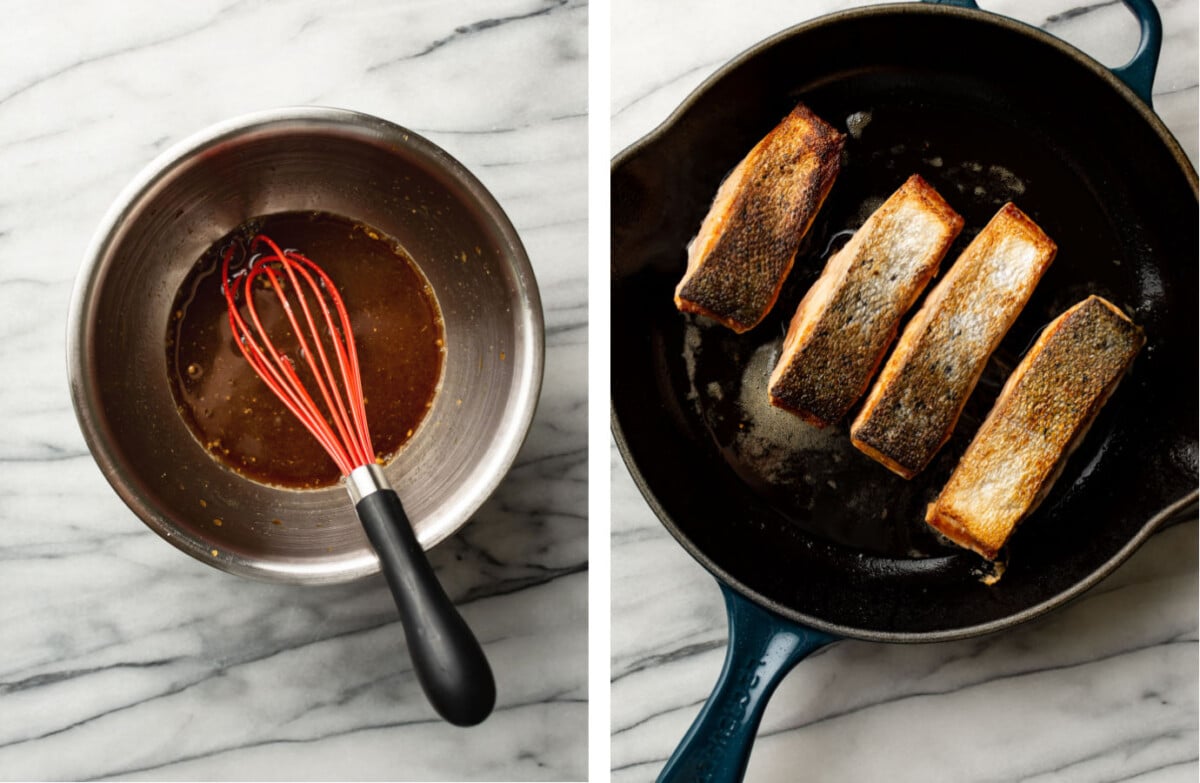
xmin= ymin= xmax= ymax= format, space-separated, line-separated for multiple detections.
xmin=167 ymin=211 xmax=444 ymax=488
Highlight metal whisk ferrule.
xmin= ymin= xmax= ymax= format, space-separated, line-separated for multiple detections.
xmin=346 ymin=463 xmax=391 ymax=503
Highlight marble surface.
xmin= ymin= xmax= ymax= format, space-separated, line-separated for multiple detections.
xmin=611 ymin=1 xmax=1198 ymax=781
xmin=0 ymin=1 xmax=585 ymax=780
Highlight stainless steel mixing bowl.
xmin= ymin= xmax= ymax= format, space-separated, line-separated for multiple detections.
xmin=68 ymin=107 xmax=544 ymax=584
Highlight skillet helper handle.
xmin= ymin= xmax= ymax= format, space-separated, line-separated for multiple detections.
xmin=922 ymin=0 xmax=1162 ymax=106
xmin=1109 ymin=0 xmax=1162 ymax=106
xmin=659 ymin=584 xmax=837 ymax=783
xmin=356 ymin=488 xmax=497 ymax=727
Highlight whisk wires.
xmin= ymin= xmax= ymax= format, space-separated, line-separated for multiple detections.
xmin=222 ymin=235 xmax=374 ymax=476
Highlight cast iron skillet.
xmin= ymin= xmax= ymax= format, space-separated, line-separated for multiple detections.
xmin=611 ymin=1 xmax=1197 ymax=780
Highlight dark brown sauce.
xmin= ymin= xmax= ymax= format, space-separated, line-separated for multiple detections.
xmin=167 ymin=211 xmax=444 ymax=488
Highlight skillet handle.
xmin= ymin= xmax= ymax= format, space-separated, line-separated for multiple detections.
xmin=922 ymin=0 xmax=1162 ymax=106
xmin=658 ymin=583 xmax=837 ymax=783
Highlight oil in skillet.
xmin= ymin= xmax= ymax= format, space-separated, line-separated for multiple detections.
xmin=166 ymin=211 xmax=444 ymax=489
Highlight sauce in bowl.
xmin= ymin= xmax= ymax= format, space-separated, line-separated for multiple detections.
xmin=167 ymin=211 xmax=444 ymax=488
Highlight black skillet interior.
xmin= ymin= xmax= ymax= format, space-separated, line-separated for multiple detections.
xmin=612 ymin=6 xmax=1198 ymax=640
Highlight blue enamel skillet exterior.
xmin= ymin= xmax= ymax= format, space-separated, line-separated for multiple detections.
xmin=611 ymin=2 xmax=1196 ymax=781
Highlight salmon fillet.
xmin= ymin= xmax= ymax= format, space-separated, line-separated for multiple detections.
xmin=850 ymin=203 xmax=1057 ymax=478
xmin=675 ymin=102 xmax=844 ymax=333
xmin=767 ymin=175 xmax=963 ymax=426
xmin=926 ymin=296 xmax=1144 ymax=560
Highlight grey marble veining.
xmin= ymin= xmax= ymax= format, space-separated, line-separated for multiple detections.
xmin=611 ymin=1 xmax=1198 ymax=781
xmin=0 ymin=1 xmax=586 ymax=780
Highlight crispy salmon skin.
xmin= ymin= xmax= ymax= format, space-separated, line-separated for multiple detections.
xmin=926 ymin=296 xmax=1145 ymax=560
xmin=675 ymin=102 xmax=844 ymax=333
xmin=768 ymin=174 xmax=963 ymax=426
xmin=851 ymin=203 xmax=1057 ymax=478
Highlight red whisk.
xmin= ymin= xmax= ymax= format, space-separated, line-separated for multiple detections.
xmin=223 ymin=235 xmax=495 ymax=726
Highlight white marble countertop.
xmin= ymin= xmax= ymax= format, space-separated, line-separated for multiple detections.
xmin=0 ymin=1 xmax=586 ymax=780
xmin=611 ymin=1 xmax=1198 ymax=781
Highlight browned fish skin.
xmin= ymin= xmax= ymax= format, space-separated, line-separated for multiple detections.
xmin=850 ymin=203 xmax=1057 ymax=478
xmin=926 ymin=296 xmax=1144 ymax=560
xmin=675 ymin=102 xmax=844 ymax=333
xmin=768 ymin=175 xmax=963 ymax=426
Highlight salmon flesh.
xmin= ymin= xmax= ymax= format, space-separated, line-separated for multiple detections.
xmin=926 ymin=296 xmax=1144 ymax=560
xmin=851 ymin=203 xmax=1057 ymax=478
xmin=675 ymin=102 xmax=844 ymax=333
xmin=768 ymin=174 xmax=963 ymax=427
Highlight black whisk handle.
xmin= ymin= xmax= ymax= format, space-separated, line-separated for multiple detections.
xmin=355 ymin=489 xmax=496 ymax=726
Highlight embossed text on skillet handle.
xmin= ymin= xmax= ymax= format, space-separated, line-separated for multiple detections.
xmin=658 ymin=583 xmax=837 ymax=783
